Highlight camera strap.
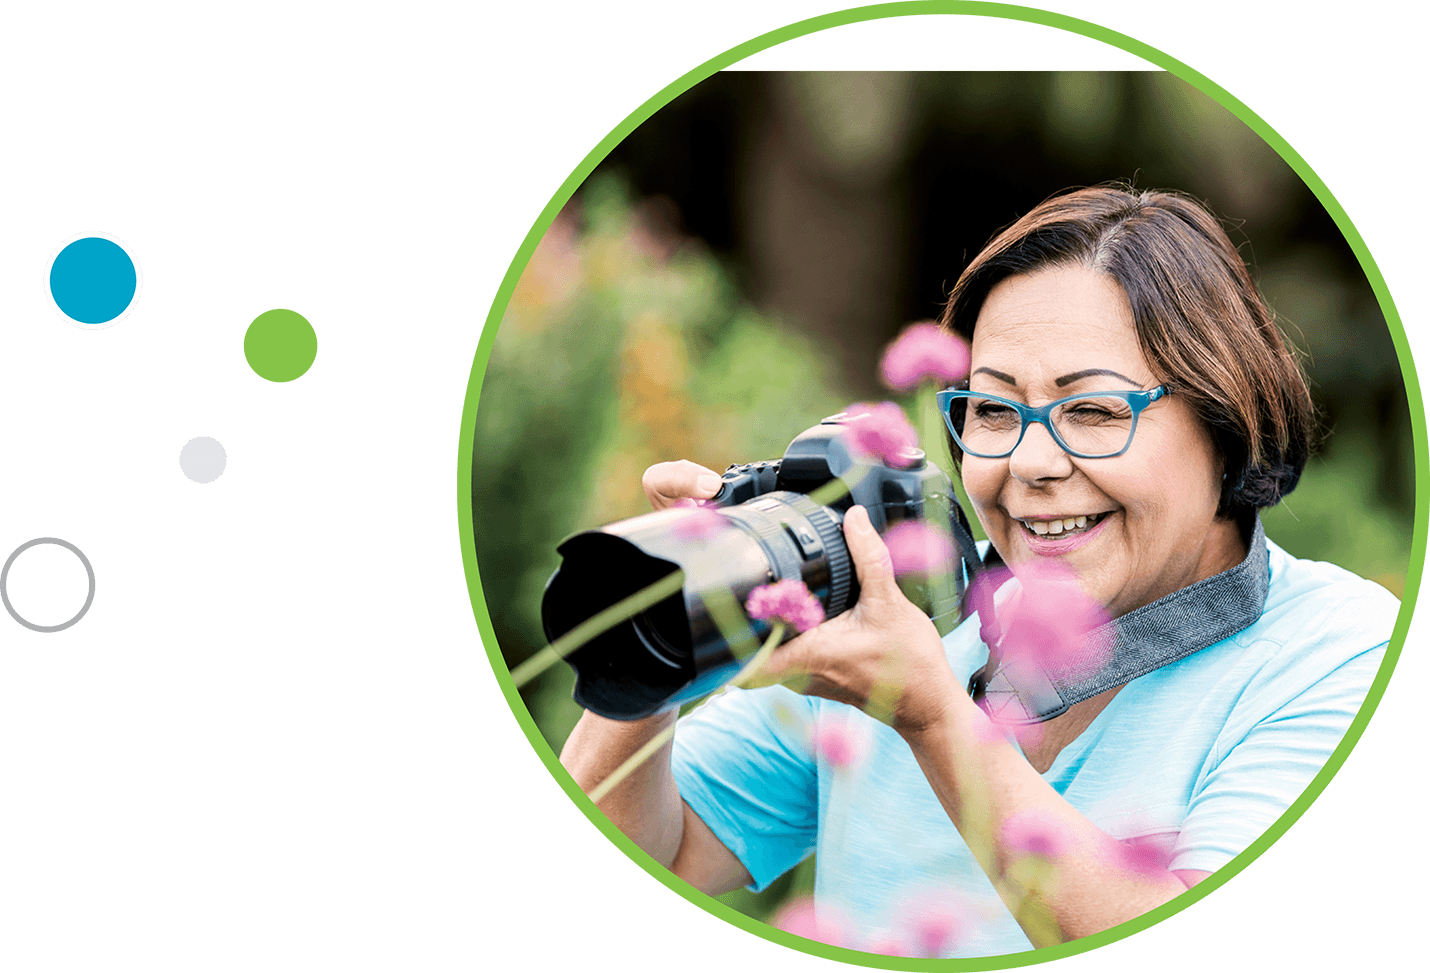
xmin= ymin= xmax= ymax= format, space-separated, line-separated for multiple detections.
xmin=966 ymin=516 xmax=1269 ymax=724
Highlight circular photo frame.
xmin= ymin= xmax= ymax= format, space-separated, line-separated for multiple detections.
xmin=461 ymin=4 xmax=1421 ymax=969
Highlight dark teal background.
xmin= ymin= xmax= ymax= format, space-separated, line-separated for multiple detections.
xmin=0 ymin=1 xmax=1418 ymax=973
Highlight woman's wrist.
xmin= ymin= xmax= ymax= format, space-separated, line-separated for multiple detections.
xmin=895 ymin=666 xmax=977 ymax=749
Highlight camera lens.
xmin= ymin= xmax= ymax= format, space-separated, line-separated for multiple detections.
xmin=632 ymin=610 xmax=687 ymax=669
xmin=541 ymin=491 xmax=855 ymax=720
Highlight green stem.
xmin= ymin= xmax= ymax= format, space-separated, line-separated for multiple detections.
xmin=808 ymin=463 xmax=868 ymax=508
xmin=586 ymin=621 xmax=786 ymax=804
xmin=510 ymin=569 xmax=685 ymax=688
xmin=587 ymin=724 xmax=675 ymax=805
xmin=728 ymin=620 xmax=786 ymax=690
xmin=918 ymin=381 xmax=951 ymax=472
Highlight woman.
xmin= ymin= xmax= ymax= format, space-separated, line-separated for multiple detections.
xmin=558 ymin=186 xmax=1398 ymax=956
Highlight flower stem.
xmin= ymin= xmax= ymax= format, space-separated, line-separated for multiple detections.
xmin=728 ymin=621 xmax=785 ymax=689
xmin=808 ymin=463 xmax=868 ymax=508
xmin=510 ymin=569 xmax=686 ymax=688
xmin=586 ymin=621 xmax=786 ymax=804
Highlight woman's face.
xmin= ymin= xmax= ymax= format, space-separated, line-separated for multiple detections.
xmin=960 ymin=263 xmax=1244 ymax=617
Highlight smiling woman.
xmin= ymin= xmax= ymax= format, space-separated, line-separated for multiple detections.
xmin=958 ymin=264 xmax=1245 ymax=618
xmin=557 ymin=185 xmax=1399 ymax=958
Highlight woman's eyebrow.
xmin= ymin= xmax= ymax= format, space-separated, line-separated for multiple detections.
xmin=1054 ymin=368 xmax=1142 ymax=387
xmin=971 ymin=366 xmax=1017 ymax=384
xmin=971 ymin=366 xmax=1143 ymax=387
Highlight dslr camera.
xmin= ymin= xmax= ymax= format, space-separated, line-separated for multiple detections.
xmin=540 ymin=414 xmax=980 ymax=720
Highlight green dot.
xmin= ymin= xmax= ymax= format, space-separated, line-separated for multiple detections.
xmin=244 ymin=309 xmax=317 ymax=382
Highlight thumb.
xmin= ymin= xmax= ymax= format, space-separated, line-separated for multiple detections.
xmin=842 ymin=505 xmax=900 ymax=605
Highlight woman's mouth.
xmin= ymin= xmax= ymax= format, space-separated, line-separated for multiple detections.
xmin=1019 ymin=512 xmax=1108 ymax=537
xmin=1015 ymin=511 xmax=1112 ymax=555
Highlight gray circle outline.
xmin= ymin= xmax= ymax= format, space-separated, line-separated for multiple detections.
xmin=1 ymin=538 xmax=96 ymax=633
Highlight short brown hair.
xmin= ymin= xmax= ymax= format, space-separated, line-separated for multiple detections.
xmin=939 ymin=184 xmax=1315 ymax=521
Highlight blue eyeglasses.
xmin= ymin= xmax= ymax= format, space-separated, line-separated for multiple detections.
xmin=935 ymin=386 xmax=1170 ymax=459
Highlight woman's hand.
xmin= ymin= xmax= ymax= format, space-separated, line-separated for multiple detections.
xmin=754 ymin=505 xmax=962 ymax=735
xmin=642 ymin=460 xmax=723 ymax=511
xmin=641 ymin=460 xmax=961 ymax=732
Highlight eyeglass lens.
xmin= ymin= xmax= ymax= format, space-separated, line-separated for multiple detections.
xmin=951 ymin=394 xmax=1137 ymax=457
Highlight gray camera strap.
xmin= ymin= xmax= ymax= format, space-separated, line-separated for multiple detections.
xmin=968 ymin=517 xmax=1269 ymax=724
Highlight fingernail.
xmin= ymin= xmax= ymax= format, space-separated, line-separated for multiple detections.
xmin=845 ymin=505 xmax=872 ymax=533
xmin=696 ymin=473 xmax=721 ymax=495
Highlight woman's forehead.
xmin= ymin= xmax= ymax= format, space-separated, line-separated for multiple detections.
xmin=970 ymin=265 xmax=1150 ymax=383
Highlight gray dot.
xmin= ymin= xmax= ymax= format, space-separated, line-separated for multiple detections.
xmin=180 ymin=437 xmax=227 ymax=483
xmin=1 ymin=538 xmax=96 ymax=633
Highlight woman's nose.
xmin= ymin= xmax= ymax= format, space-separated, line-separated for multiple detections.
xmin=1007 ymin=420 xmax=1075 ymax=484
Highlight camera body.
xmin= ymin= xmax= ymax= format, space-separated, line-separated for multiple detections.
xmin=540 ymin=414 xmax=974 ymax=720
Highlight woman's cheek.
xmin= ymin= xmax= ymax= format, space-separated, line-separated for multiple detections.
xmin=959 ymin=460 xmax=1002 ymax=527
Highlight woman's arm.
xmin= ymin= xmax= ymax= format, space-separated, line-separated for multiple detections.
xmin=559 ymin=711 xmax=754 ymax=895
xmin=756 ymin=504 xmax=1200 ymax=945
xmin=901 ymin=701 xmax=1202 ymax=943
xmin=557 ymin=459 xmax=754 ymax=896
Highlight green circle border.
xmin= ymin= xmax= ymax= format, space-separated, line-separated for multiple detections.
xmin=457 ymin=3 xmax=1424 ymax=968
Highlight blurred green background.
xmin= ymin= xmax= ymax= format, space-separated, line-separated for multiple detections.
xmin=469 ymin=72 xmax=1414 ymax=922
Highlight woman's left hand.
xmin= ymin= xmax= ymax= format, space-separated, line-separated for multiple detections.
xmin=753 ymin=505 xmax=964 ymax=734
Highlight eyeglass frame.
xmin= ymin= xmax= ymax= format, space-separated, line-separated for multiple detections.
xmin=935 ymin=385 xmax=1171 ymax=460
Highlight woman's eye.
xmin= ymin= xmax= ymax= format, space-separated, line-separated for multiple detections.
xmin=973 ymin=403 xmax=1018 ymax=423
xmin=1061 ymin=402 xmax=1130 ymax=424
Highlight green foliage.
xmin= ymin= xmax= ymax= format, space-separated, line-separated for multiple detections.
xmin=1262 ymin=435 xmax=1412 ymax=598
xmin=716 ymin=853 xmax=818 ymax=922
xmin=470 ymin=176 xmax=855 ymax=753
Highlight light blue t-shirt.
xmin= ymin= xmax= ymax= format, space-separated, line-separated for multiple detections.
xmin=670 ymin=538 xmax=1398 ymax=957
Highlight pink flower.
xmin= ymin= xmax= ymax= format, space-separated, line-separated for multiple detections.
xmin=842 ymin=401 xmax=919 ymax=467
xmin=883 ymin=521 xmax=954 ymax=575
xmin=905 ymin=910 xmax=963 ymax=959
xmin=972 ymin=714 xmax=1010 ymax=745
xmin=888 ymin=893 xmax=969 ymax=958
xmin=879 ymin=321 xmax=971 ymax=392
xmin=1010 ymin=719 xmax=1045 ymax=752
xmin=770 ymin=895 xmax=851 ymax=948
xmin=745 ymin=579 xmax=825 ymax=633
xmin=1109 ymin=834 xmax=1174 ymax=878
xmin=970 ymin=561 xmax=1112 ymax=683
xmin=670 ymin=501 xmax=725 ymax=540
xmin=1002 ymin=809 xmax=1073 ymax=860
xmin=519 ymin=207 xmax=582 ymax=308
xmin=811 ymin=717 xmax=864 ymax=770
xmin=863 ymin=937 xmax=906 ymax=957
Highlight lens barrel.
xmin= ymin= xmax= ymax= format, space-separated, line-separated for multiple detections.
xmin=541 ymin=491 xmax=853 ymax=720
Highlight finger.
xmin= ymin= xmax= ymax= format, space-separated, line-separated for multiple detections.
xmin=641 ymin=460 xmax=723 ymax=510
xmin=748 ymin=623 xmax=871 ymax=710
xmin=842 ymin=505 xmax=902 ymax=606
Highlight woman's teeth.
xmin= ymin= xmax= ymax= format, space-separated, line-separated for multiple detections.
xmin=1024 ymin=513 xmax=1104 ymax=536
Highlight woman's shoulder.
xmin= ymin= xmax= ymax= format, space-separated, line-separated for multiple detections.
xmin=1232 ymin=536 xmax=1400 ymax=682
xmin=1262 ymin=537 xmax=1401 ymax=624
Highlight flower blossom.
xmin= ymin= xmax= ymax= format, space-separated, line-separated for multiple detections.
xmin=879 ymin=321 xmax=971 ymax=392
xmin=811 ymin=716 xmax=865 ymax=770
xmin=883 ymin=521 xmax=955 ymax=575
xmin=1002 ymin=809 xmax=1073 ymax=860
xmin=745 ymin=579 xmax=825 ymax=633
xmin=670 ymin=500 xmax=725 ymax=540
xmin=887 ymin=892 xmax=970 ymax=958
xmin=1105 ymin=833 xmax=1174 ymax=878
xmin=842 ymin=401 xmax=919 ymax=467
xmin=771 ymin=895 xmax=851 ymax=948
xmin=968 ymin=560 xmax=1112 ymax=683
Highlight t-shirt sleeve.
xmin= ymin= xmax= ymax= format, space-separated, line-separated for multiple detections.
xmin=1169 ymin=643 xmax=1385 ymax=873
xmin=670 ymin=685 xmax=819 ymax=892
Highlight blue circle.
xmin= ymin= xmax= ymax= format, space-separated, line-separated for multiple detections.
xmin=49 ymin=237 xmax=137 ymax=324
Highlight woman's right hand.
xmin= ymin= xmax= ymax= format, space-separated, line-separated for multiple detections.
xmin=641 ymin=460 xmax=724 ymax=511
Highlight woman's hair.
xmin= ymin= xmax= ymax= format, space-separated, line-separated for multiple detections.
xmin=939 ymin=184 xmax=1315 ymax=521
